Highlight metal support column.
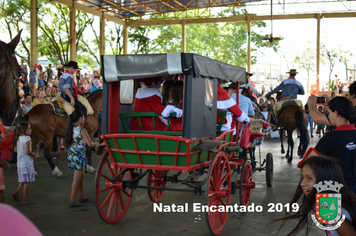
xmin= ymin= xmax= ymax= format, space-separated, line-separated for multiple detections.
xmin=30 ymin=0 xmax=38 ymax=67
xmin=246 ymin=16 xmax=252 ymax=72
xmin=69 ymin=0 xmax=76 ymax=61
xmin=100 ymin=11 xmax=105 ymax=57
xmin=182 ymin=20 xmax=186 ymax=52
xmin=123 ymin=21 xmax=128 ymax=54
xmin=316 ymin=14 xmax=321 ymax=95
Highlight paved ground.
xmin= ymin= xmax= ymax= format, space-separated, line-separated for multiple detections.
xmin=2 ymin=134 xmax=325 ymax=236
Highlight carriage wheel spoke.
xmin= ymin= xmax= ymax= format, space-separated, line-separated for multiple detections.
xmin=104 ymin=159 xmax=115 ymax=177
xmin=106 ymin=191 xmax=115 ymax=218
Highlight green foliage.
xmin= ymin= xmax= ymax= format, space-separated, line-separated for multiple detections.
xmin=38 ymin=0 xmax=96 ymax=67
xmin=148 ymin=10 xmax=281 ymax=67
xmin=328 ymin=79 xmax=336 ymax=91
xmin=0 ymin=0 xmax=31 ymax=62
xmin=129 ymin=26 xmax=152 ymax=54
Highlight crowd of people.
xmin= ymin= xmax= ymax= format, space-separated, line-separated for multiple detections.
xmin=19 ymin=61 xmax=102 ymax=101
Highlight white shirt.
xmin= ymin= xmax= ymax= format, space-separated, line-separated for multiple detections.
xmin=17 ymin=136 xmax=34 ymax=168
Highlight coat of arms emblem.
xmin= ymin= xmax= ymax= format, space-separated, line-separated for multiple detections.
xmin=311 ymin=181 xmax=346 ymax=230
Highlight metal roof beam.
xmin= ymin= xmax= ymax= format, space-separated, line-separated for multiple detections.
xmin=51 ymin=0 xmax=126 ymax=25
xmin=127 ymin=11 xmax=356 ymax=26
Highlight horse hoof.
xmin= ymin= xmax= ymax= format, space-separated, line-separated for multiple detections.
xmin=281 ymin=150 xmax=285 ymax=154
xmin=287 ymin=158 xmax=292 ymax=163
xmin=285 ymin=154 xmax=289 ymax=159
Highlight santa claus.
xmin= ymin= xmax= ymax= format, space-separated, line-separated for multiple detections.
xmin=217 ymin=83 xmax=250 ymax=133
xmin=131 ymin=81 xmax=182 ymax=131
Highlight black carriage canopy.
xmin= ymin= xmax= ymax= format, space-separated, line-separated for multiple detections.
xmin=101 ymin=53 xmax=247 ymax=140
xmin=101 ymin=53 xmax=247 ymax=83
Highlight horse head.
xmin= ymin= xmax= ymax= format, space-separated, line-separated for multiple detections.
xmin=0 ymin=30 xmax=22 ymax=121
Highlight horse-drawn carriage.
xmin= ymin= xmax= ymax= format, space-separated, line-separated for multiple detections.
xmin=96 ymin=53 xmax=272 ymax=235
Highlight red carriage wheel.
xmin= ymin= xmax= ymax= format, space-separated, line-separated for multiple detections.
xmin=147 ymin=170 xmax=166 ymax=202
xmin=95 ymin=152 xmax=133 ymax=224
xmin=238 ymin=161 xmax=255 ymax=206
xmin=205 ymin=152 xmax=231 ymax=235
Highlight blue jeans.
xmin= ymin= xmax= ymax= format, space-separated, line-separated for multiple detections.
xmin=306 ymin=114 xmax=313 ymax=136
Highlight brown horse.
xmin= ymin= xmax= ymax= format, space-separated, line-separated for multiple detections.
xmin=0 ymin=30 xmax=22 ymax=121
xmin=278 ymin=104 xmax=309 ymax=163
xmin=27 ymin=90 xmax=103 ymax=175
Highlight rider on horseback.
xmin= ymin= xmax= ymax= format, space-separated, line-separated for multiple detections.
xmin=58 ymin=61 xmax=87 ymax=116
xmin=265 ymin=69 xmax=305 ymax=124
xmin=266 ymin=69 xmax=305 ymax=100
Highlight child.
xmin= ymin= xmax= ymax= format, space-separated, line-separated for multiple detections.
xmin=261 ymin=106 xmax=269 ymax=120
xmin=316 ymin=106 xmax=326 ymax=138
xmin=0 ymin=131 xmax=11 ymax=203
xmin=65 ymin=110 xmax=94 ymax=207
xmin=12 ymin=122 xmax=36 ymax=205
xmin=274 ymin=156 xmax=356 ymax=235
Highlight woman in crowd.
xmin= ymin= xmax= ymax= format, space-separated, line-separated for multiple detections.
xmin=302 ymin=96 xmax=356 ymax=194
xmin=29 ymin=65 xmax=37 ymax=96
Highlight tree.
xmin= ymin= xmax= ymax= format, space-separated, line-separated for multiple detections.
xmin=149 ymin=10 xmax=281 ymax=67
xmin=294 ymin=47 xmax=315 ymax=90
xmin=0 ymin=0 xmax=31 ymax=63
xmin=106 ymin=23 xmax=123 ymax=55
xmin=339 ymin=49 xmax=353 ymax=80
xmin=38 ymin=1 xmax=95 ymax=66
xmin=129 ymin=26 xmax=153 ymax=54
xmin=322 ymin=45 xmax=338 ymax=84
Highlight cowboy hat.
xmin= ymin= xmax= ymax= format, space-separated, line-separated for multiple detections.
xmin=286 ymin=69 xmax=298 ymax=74
xmin=63 ymin=61 xmax=81 ymax=69
xmin=228 ymin=82 xmax=237 ymax=89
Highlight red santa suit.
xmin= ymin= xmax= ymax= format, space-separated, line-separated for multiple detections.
xmin=163 ymin=101 xmax=183 ymax=131
xmin=131 ymin=87 xmax=182 ymax=131
xmin=217 ymin=85 xmax=249 ymax=132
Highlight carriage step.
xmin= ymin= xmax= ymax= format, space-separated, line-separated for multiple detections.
xmin=226 ymin=146 xmax=242 ymax=152
xmin=193 ymin=140 xmax=226 ymax=151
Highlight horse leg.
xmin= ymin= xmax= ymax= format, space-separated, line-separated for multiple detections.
xmin=85 ymin=146 xmax=95 ymax=173
xmin=287 ymin=133 xmax=294 ymax=163
xmin=297 ymin=138 xmax=302 ymax=156
xmin=249 ymin=146 xmax=256 ymax=169
xmin=280 ymin=129 xmax=285 ymax=154
xmin=42 ymin=133 xmax=63 ymax=177
xmin=85 ymin=131 xmax=96 ymax=174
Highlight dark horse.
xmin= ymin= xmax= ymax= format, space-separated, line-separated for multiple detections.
xmin=278 ymin=104 xmax=309 ymax=163
xmin=0 ymin=30 xmax=22 ymax=122
xmin=27 ymin=90 xmax=103 ymax=175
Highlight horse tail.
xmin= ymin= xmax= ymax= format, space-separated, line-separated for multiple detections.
xmin=295 ymin=109 xmax=309 ymax=157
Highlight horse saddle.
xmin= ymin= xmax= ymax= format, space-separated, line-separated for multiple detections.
xmin=50 ymin=96 xmax=94 ymax=117
xmin=50 ymin=97 xmax=73 ymax=117
xmin=273 ymin=99 xmax=303 ymax=118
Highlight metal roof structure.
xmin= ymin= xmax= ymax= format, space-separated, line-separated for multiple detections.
xmin=64 ymin=0 xmax=356 ymax=20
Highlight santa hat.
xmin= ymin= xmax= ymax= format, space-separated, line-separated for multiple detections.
xmin=217 ymin=86 xmax=236 ymax=109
